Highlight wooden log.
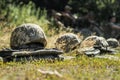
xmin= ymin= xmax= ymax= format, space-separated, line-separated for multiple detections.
xmin=0 ymin=49 xmax=63 ymax=58
xmin=11 ymin=49 xmax=63 ymax=57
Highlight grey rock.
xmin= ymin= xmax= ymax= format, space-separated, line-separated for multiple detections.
xmin=107 ymin=38 xmax=119 ymax=48
xmin=78 ymin=47 xmax=100 ymax=56
xmin=79 ymin=36 xmax=115 ymax=56
xmin=83 ymin=48 xmax=100 ymax=56
xmin=10 ymin=23 xmax=47 ymax=50
xmin=55 ymin=33 xmax=81 ymax=53
xmin=80 ymin=36 xmax=109 ymax=49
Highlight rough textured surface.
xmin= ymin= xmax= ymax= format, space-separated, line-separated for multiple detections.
xmin=78 ymin=47 xmax=100 ymax=56
xmin=0 ymin=48 xmax=63 ymax=62
xmin=10 ymin=23 xmax=47 ymax=50
xmin=107 ymin=38 xmax=119 ymax=48
xmin=80 ymin=36 xmax=109 ymax=49
xmin=78 ymin=36 xmax=113 ymax=56
xmin=55 ymin=33 xmax=81 ymax=53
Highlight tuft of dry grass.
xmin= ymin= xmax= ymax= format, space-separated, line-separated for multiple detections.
xmin=0 ymin=26 xmax=13 ymax=49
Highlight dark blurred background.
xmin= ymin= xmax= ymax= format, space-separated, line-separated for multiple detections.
xmin=1 ymin=0 xmax=120 ymax=23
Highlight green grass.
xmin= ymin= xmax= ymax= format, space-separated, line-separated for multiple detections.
xmin=0 ymin=1 xmax=120 ymax=80
xmin=0 ymin=55 xmax=120 ymax=80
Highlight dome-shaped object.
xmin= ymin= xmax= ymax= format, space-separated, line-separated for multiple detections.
xmin=55 ymin=33 xmax=81 ymax=53
xmin=107 ymin=38 xmax=119 ymax=48
xmin=80 ymin=36 xmax=109 ymax=49
xmin=80 ymin=28 xmax=92 ymax=39
xmin=78 ymin=36 xmax=112 ymax=56
xmin=10 ymin=23 xmax=47 ymax=50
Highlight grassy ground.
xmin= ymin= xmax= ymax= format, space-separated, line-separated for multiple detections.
xmin=0 ymin=26 xmax=120 ymax=80
xmin=0 ymin=56 xmax=120 ymax=80
xmin=0 ymin=2 xmax=120 ymax=80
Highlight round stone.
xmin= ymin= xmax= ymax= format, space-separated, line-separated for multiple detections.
xmin=107 ymin=38 xmax=119 ymax=48
xmin=10 ymin=23 xmax=47 ymax=50
xmin=55 ymin=33 xmax=81 ymax=53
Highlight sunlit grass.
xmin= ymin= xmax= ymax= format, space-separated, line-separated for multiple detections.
xmin=0 ymin=55 xmax=120 ymax=80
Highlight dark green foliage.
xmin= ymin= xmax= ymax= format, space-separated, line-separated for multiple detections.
xmin=68 ymin=0 xmax=120 ymax=22
xmin=1 ymin=0 xmax=120 ymax=25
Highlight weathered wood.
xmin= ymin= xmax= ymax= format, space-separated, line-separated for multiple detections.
xmin=0 ymin=49 xmax=19 ymax=57
xmin=0 ymin=48 xmax=63 ymax=62
xmin=11 ymin=49 xmax=63 ymax=57
xmin=0 ymin=49 xmax=63 ymax=58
